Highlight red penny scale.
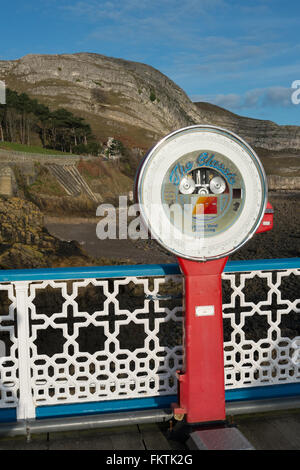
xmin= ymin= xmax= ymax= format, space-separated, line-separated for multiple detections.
xmin=135 ymin=125 xmax=273 ymax=425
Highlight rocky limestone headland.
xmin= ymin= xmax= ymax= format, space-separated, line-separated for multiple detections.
xmin=1 ymin=52 xmax=300 ymax=157
xmin=0 ymin=52 xmax=202 ymax=150
xmin=194 ymin=102 xmax=300 ymax=153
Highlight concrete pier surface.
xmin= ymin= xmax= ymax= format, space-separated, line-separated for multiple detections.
xmin=0 ymin=408 xmax=300 ymax=450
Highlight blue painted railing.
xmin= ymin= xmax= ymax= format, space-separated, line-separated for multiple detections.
xmin=0 ymin=257 xmax=299 ymax=282
xmin=35 ymin=383 xmax=300 ymax=420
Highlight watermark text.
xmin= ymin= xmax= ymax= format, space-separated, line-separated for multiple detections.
xmin=291 ymin=80 xmax=300 ymax=105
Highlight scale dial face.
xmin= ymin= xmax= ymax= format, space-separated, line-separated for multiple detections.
xmin=135 ymin=125 xmax=268 ymax=261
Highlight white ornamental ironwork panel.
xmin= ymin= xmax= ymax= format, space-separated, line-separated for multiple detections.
xmin=0 ymin=283 xmax=19 ymax=408
xmin=222 ymin=268 xmax=300 ymax=389
xmin=0 ymin=263 xmax=299 ymax=418
xmin=27 ymin=275 xmax=183 ymax=406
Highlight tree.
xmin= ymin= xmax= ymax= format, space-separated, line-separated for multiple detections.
xmin=0 ymin=88 xmax=98 ymax=153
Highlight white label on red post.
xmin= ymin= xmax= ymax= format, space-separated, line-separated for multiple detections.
xmin=195 ymin=305 xmax=215 ymax=317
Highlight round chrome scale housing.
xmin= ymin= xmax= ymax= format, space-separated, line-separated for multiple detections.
xmin=135 ymin=125 xmax=268 ymax=261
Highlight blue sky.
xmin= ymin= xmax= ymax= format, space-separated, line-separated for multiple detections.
xmin=1 ymin=0 xmax=300 ymax=125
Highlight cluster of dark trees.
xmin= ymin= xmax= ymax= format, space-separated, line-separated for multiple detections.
xmin=0 ymin=88 xmax=101 ymax=155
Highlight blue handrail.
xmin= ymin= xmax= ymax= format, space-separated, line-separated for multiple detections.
xmin=0 ymin=258 xmax=298 ymax=282
xmin=33 ymin=382 xmax=300 ymax=419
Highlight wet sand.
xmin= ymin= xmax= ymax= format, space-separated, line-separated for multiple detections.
xmin=45 ymin=217 xmax=174 ymax=264
xmin=45 ymin=192 xmax=300 ymax=264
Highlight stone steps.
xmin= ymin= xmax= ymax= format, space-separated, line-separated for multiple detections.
xmin=47 ymin=163 xmax=101 ymax=202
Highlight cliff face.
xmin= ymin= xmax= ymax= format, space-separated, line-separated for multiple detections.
xmin=194 ymin=102 xmax=300 ymax=152
xmin=268 ymin=175 xmax=300 ymax=191
xmin=0 ymin=53 xmax=204 ymax=149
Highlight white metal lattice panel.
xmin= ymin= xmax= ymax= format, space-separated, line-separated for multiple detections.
xmin=27 ymin=275 xmax=183 ymax=406
xmin=222 ymin=268 xmax=300 ymax=389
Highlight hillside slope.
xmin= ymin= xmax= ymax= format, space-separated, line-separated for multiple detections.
xmin=0 ymin=53 xmax=300 ymax=186
xmin=194 ymin=102 xmax=300 ymax=151
xmin=1 ymin=53 xmax=300 ymax=153
xmin=194 ymin=102 xmax=300 ymax=179
xmin=0 ymin=53 xmax=204 ymax=150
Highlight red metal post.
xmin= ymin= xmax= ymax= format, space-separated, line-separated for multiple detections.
xmin=173 ymin=256 xmax=229 ymax=424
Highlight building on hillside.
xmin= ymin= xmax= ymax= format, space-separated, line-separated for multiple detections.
xmin=104 ymin=137 xmax=122 ymax=160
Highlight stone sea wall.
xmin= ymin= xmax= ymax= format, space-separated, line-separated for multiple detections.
xmin=267 ymin=174 xmax=300 ymax=191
